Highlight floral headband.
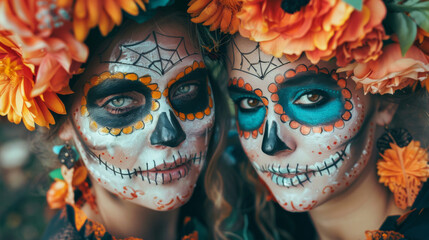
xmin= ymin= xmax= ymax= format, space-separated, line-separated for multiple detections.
xmin=0 ymin=0 xmax=173 ymax=131
xmin=188 ymin=0 xmax=429 ymax=95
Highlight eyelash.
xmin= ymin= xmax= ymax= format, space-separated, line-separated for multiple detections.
xmin=293 ymin=89 xmax=332 ymax=107
xmin=102 ymin=96 xmax=135 ymax=114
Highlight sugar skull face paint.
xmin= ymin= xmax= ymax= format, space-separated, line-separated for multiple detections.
xmin=67 ymin=18 xmax=214 ymax=211
xmin=227 ymin=35 xmax=377 ymax=212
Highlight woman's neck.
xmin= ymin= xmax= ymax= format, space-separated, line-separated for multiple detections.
xmin=82 ymin=178 xmax=180 ymax=239
xmin=309 ymin=155 xmax=404 ymax=240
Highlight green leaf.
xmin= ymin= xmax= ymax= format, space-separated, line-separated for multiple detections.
xmin=343 ymin=0 xmax=363 ymax=11
xmin=410 ymin=9 xmax=429 ymax=32
xmin=389 ymin=12 xmax=417 ymax=55
xmin=49 ymin=168 xmax=63 ymax=180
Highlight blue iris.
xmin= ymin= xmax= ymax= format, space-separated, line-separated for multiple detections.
xmin=229 ymin=91 xmax=266 ymax=131
xmin=278 ymin=84 xmax=345 ymax=126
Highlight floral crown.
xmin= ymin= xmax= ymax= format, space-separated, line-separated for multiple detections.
xmin=0 ymin=0 xmax=174 ymax=131
xmin=188 ymin=0 xmax=429 ymax=95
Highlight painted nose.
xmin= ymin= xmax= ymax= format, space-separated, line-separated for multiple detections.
xmin=261 ymin=121 xmax=290 ymax=156
xmin=150 ymin=110 xmax=186 ymax=147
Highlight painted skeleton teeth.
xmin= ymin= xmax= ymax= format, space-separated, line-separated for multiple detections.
xmin=263 ymin=143 xmax=350 ymax=188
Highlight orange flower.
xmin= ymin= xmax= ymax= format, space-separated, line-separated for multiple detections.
xmin=377 ymin=141 xmax=429 ymax=209
xmin=238 ymin=0 xmax=386 ymax=64
xmin=338 ymin=44 xmax=429 ymax=95
xmin=0 ymin=0 xmax=88 ymax=98
xmin=336 ymin=24 xmax=387 ymax=67
xmin=416 ymin=28 xmax=429 ymax=56
xmin=365 ymin=230 xmax=404 ymax=240
xmin=0 ymin=32 xmax=66 ymax=130
xmin=188 ymin=0 xmax=242 ymax=34
xmin=47 ymin=180 xmax=68 ymax=209
xmin=60 ymin=0 xmax=148 ymax=41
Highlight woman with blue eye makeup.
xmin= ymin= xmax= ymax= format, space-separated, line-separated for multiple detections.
xmin=186 ymin=0 xmax=429 ymax=238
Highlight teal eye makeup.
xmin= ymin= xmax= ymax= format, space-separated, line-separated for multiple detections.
xmin=229 ymin=88 xmax=266 ymax=131
xmin=277 ymin=73 xmax=345 ymax=126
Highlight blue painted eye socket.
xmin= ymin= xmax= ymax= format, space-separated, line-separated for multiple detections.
xmin=229 ymin=92 xmax=266 ymax=131
xmin=279 ymin=87 xmax=345 ymax=126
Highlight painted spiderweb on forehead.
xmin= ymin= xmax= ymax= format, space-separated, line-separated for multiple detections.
xmin=100 ymin=31 xmax=198 ymax=76
xmin=229 ymin=38 xmax=290 ymax=80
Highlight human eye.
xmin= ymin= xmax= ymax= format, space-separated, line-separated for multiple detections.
xmin=96 ymin=91 xmax=146 ymax=115
xmin=170 ymin=81 xmax=199 ymax=101
xmin=293 ymin=90 xmax=329 ymax=107
xmin=168 ymin=78 xmax=209 ymax=114
xmin=237 ymin=97 xmax=264 ymax=111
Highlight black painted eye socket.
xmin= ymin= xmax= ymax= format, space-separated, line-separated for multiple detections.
xmin=86 ymin=79 xmax=152 ymax=128
xmin=168 ymin=69 xmax=209 ymax=114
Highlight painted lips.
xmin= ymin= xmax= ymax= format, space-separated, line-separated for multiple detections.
xmin=140 ymin=158 xmax=194 ymax=184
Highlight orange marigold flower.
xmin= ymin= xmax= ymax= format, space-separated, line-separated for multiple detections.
xmin=338 ymin=44 xmax=429 ymax=95
xmin=416 ymin=28 xmax=429 ymax=56
xmin=377 ymin=140 xmax=429 ymax=209
xmin=237 ymin=0 xmax=386 ymax=64
xmin=365 ymin=230 xmax=404 ymax=240
xmin=60 ymin=0 xmax=148 ymax=41
xmin=47 ymin=180 xmax=68 ymax=209
xmin=0 ymin=0 xmax=88 ymax=97
xmin=0 ymin=32 xmax=66 ymax=130
xmin=188 ymin=0 xmax=242 ymax=34
xmin=336 ymin=24 xmax=388 ymax=67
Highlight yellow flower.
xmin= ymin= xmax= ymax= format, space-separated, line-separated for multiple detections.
xmin=0 ymin=32 xmax=66 ymax=130
xmin=188 ymin=0 xmax=242 ymax=34
xmin=377 ymin=140 xmax=429 ymax=209
xmin=60 ymin=0 xmax=148 ymax=41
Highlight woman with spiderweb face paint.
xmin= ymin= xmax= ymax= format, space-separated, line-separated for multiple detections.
xmin=36 ymin=10 xmax=227 ymax=240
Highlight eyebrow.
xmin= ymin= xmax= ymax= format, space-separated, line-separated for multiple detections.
xmin=279 ymin=72 xmax=338 ymax=88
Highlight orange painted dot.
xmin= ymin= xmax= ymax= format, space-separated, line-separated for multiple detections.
xmin=254 ymin=89 xmax=263 ymax=97
xmin=243 ymin=131 xmax=251 ymax=139
xmin=344 ymin=101 xmax=353 ymax=110
xmin=285 ymin=70 xmax=296 ymax=78
xmin=176 ymin=72 xmax=185 ymax=81
xmin=185 ymin=66 xmax=193 ymax=74
xmin=261 ymin=97 xmax=269 ymax=106
xmin=232 ymin=78 xmax=238 ymax=85
xmin=152 ymin=91 xmax=162 ymax=99
xmin=290 ymin=121 xmax=300 ymax=129
xmin=342 ymin=111 xmax=352 ymax=121
xmin=334 ymin=120 xmax=344 ymax=128
xmin=83 ymin=83 xmax=91 ymax=95
xmin=199 ymin=62 xmax=205 ymax=68
xmin=144 ymin=114 xmax=153 ymax=123
xmin=327 ymin=146 xmax=331 ymax=150
xmin=195 ymin=112 xmax=204 ymax=119
xmin=238 ymin=78 xmax=245 ymax=87
xmin=275 ymin=74 xmax=284 ymax=84
xmin=100 ymin=127 xmax=109 ymax=134
xmin=99 ymin=72 xmax=111 ymax=80
xmin=308 ymin=65 xmax=319 ymax=73
xmin=207 ymin=85 xmax=212 ymax=95
xmin=204 ymin=107 xmax=211 ymax=115
xmin=179 ymin=112 xmax=186 ymax=120
xmin=324 ymin=125 xmax=334 ymax=132
xmin=163 ymin=89 xmax=169 ymax=97
xmin=331 ymin=72 xmax=339 ymax=81
xmin=258 ymin=125 xmax=264 ymax=134
xmin=271 ymin=94 xmax=279 ymax=101
xmin=209 ymin=97 xmax=214 ymax=108
xmin=337 ymin=79 xmax=346 ymax=88
xmin=313 ymin=126 xmax=322 ymax=133
xmin=134 ymin=121 xmax=144 ymax=130
xmin=147 ymin=84 xmax=158 ymax=91
xmin=319 ymin=68 xmax=329 ymax=74
xmin=268 ymin=83 xmax=278 ymax=93
xmin=110 ymin=128 xmax=121 ymax=135
xmin=139 ymin=76 xmax=151 ymax=84
xmin=281 ymin=114 xmax=289 ymax=122
xmin=244 ymin=83 xmax=252 ymax=91
xmin=187 ymin=113 xmax=195 ymax=120
xmin=296 ymin=64 xmax=308 ymax=73
xmin=342 ymin=89 xmax=352 ymax=99
xmin=151 ymin=101 xmax=160 ymax=111
xmin=300 ymin=126 xmax=311 ymax=135
xmin=122 ymin=126 xmax=133 ymax=134
xmin=192 ymin=61 xmax=199 ymax=70
xmin=274 ymin=104 xmax=284 ymax=114
xmin=125 ymin=73 xmax=138 ymax=81
xmin=252 ymin=130 xmax=258 ymax=138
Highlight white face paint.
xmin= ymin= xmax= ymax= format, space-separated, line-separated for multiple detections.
xmin=227 ymin=35 xmax=377 ymax=211
xmin=68 ymin=17 xmax=215 ymax=211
